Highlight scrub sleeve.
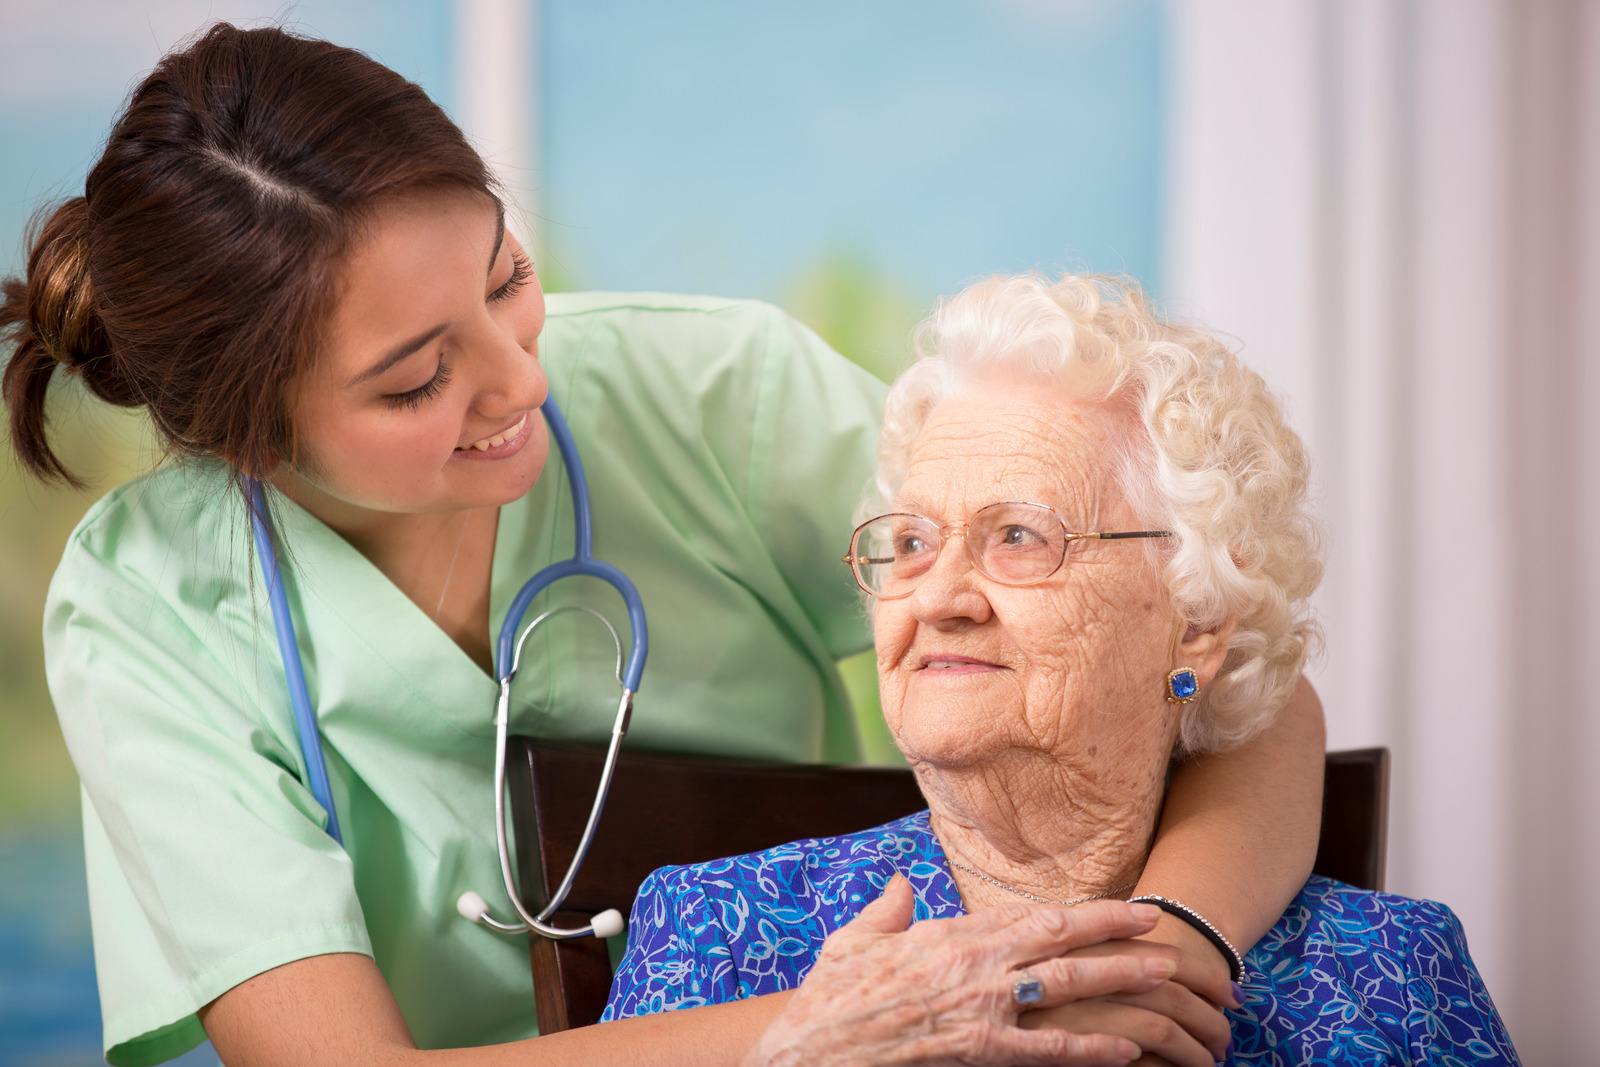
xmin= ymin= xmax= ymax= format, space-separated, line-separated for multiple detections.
xmin=43 ymin=293 xmax=887 ymax=1065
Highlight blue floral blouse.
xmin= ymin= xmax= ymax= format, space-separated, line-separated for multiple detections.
xmin=603 ymin=811 xmax=1520 ymax=1065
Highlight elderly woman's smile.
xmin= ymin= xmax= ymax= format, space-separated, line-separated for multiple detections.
xmin=919 ymin=655 xmax=1004 ymax=672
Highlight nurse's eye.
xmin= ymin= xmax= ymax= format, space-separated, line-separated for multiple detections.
xmin=490 ymin=249 xmax=533 ymax=303
xmin=384 ymin=358 xmax=453 ymax=410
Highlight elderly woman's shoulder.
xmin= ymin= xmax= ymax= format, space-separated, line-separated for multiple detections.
xmin=634 ymin=809 xmax=955 ymax=916
xmin=1264 ymin=874 xmax=1473 ymax=951
xmin=1235 ymin=875 xmax=1520 ymax=1063
xmin=607 ymin=810 xmax=966 ymax=1019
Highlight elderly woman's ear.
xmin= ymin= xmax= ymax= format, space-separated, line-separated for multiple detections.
xmin=1176 ymin=615 xmax=1239 ymax=691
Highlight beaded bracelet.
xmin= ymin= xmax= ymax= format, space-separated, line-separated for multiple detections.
xmin=1128 ymin=895 xmax=1245 ymax=982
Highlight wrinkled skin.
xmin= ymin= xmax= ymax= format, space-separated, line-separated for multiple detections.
xmin=744 ymin=877 xmax=1173 ymax=1067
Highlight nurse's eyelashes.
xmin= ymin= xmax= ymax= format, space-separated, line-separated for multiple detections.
xmin=491 ymin=250 xmax=533 ymax=303
xmin=384 ymin=359 xmax=454 ymax=411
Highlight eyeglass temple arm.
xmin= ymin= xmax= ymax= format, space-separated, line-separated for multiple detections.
xmin=1071 ymin=530 xmax=1173 ymax=541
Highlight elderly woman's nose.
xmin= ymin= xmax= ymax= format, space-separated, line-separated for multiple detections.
xmin=907 ymin=534 xmax=992 ymax=624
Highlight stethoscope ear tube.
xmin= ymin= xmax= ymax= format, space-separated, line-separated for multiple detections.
xmin=247 ymin=477 xmax=344 ymax=846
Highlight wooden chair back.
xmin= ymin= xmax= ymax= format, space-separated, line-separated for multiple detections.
xmin=508 ymin=739 xmax=1390 ymax=1033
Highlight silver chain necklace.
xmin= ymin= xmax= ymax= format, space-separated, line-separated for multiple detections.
xmin=948 ymin=858 xmax=1137 ymax=907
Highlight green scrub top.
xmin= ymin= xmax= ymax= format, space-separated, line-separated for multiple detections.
xmin=43 ymin=293 xmax=887 ymax=1065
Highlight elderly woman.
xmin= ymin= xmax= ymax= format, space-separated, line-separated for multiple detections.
xmin=603 ymin=274 xmax=1520 ymax=1065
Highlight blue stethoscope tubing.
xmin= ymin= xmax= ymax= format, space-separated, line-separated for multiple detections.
xmin=246 ymin=396 xmax=646 ymax=940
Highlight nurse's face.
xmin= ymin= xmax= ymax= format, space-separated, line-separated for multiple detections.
xmin=281 ymin=189 xmax=549 ymax=519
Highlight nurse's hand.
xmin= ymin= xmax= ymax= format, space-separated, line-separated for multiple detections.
xmin=1017 ymin=940 xmax=1236 ymax=1067
xmin=741 ymin=876 xmax=1175 ymax=1067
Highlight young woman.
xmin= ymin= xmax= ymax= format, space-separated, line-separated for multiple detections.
xmin=2 ymin=24 xmax=1326 ymax=1067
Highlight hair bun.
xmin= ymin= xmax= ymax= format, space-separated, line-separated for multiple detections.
xmin=24 ymin=198 xmax=134 ymax=404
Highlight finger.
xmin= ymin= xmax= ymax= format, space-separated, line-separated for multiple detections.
xmin=1060 ymin=939 xmax=1234 ymax=1013
xmin=1019 ymin=1001 xmax=1216 ymax=1067
xmin=837 ymin=873 xmax=915 ymax=938
xmin=1096 ymin=987 xmax=1230 ymax=1061
xmin=1134 ymin=919 xmax=1236 ymax=1007
xmin=988 ymin=899 xmax=1164 ymax=963
xmin=1015 ymin=952 xmax=1179 ymax=1009
xmin=986 ymin=1025 xmax=1141 ymax=1067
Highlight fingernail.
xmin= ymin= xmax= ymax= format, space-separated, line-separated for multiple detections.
xmin=1130 ymin=902 xmax=1161 ymax=921
xmin=1145 ymin=956 xmax=1178 ymax=978
xmin=1230 ymin=981 xmax=1245 ymax=1007
xmin=1225 ymin=1037 xmax=1235 ymax=1056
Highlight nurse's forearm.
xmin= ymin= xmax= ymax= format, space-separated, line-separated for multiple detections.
xmin=1132 ymin=675 xmax=1325 ymax=962
xmin=201 ymin=951 xmax=791 ymax=1067
xmin=506 ymin=995 xmax=790 ymax=1065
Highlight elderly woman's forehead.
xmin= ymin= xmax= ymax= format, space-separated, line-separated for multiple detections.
xmin=901 ymin=389 xmax=1126 ymax=507
xmin=917 ymin=386 xmax=1122 ymax=451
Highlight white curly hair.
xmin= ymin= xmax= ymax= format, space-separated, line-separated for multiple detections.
xmin=875 ymin=272 xmax=1323 ymax=754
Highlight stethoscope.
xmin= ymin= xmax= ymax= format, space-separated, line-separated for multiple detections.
xmin=247 ymin=397 xmax=645 ymax=941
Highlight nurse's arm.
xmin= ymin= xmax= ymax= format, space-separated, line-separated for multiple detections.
xmin=200 ymin=952 xmax=792 ymax=1066
xmin=1127 ymin=675 xmax=1325 ymax=980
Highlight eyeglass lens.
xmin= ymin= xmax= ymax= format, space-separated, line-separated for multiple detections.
xmin=851 ymin=502 xmax=1068 ymax=597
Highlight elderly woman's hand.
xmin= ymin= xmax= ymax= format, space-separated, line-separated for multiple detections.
xmin=1017 ymin=938 xmax=1237 ymax=1067
xmin=743 ymin=878 xmax=1178 ymax=1067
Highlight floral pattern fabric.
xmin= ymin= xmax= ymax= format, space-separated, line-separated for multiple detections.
xmin=603 ymin=811 xmax=1520 ymax=1065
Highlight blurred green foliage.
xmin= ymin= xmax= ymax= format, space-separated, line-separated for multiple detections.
xmin=780 ymin=252 xmax=919 ymax=767
xmin=0 ymin=250 xmax=912 ymax=827
xmin=0 ymin=385 xmax=156 ymax=821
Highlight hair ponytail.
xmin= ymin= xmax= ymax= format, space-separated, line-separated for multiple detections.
xmin=1 ymin=197 xmax=121 ymax=486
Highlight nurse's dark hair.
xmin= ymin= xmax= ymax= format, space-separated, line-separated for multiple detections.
xmin=0 ymin=22 xmax=495 ymax=487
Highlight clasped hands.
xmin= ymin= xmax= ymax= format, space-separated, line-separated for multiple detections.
xmin=744 ymin=875 xmax=1237 ymax=1067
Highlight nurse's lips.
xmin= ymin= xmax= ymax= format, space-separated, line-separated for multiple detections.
xmin=453 ymin=411 xmax=534 ymax=461
xmin=917 ymin=655 xmax=1003 ymax=674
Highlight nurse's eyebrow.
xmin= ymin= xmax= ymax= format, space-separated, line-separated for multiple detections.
xmin=349 ymin=325 xmax=447 ymax=387
xmin=487 ymin=206 xmax=506 ymax=276
xmin=348 ymin=205 xmax=507 ymax=388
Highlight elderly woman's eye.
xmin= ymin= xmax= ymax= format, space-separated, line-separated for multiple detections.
xmin=996 ymin=524 xmax=1045 ymax=548
xmin=895 ymin=534 xmax=931 ymax=557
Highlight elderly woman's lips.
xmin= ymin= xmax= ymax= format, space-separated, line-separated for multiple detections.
xmin=918 ymin=656 xmax=1002 ymax=672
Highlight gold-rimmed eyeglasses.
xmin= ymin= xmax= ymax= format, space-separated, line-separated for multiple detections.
xmin=842 ymin=501 xmax=1171 ymax=600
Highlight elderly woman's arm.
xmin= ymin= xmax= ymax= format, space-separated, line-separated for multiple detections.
xmin=1134 ymin=675 xmax=1326 ymax=975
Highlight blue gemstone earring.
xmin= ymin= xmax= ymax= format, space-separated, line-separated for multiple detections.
xmin=1166 ymin=667 xmax=1199 ymax=704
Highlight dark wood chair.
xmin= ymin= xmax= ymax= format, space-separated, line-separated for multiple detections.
xmin=507 ymin=739 xmax=1390 ymax=1033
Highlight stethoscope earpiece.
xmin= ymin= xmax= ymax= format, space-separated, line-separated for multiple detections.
xmin=456 ymin=891 xmax=625 ymax=940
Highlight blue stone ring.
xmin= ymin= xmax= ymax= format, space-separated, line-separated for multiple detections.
xmin=1166 ymin=667 xmax=1200 ymax=704
xmin=1012 ymin=973 xmax=1045 ymax=1006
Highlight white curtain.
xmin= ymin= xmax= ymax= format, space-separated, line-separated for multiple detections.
xmin=1168 ymin=0 xmax=1600 ymax=1059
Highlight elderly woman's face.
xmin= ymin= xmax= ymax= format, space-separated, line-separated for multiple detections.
xmin=875 ymin=379 xmax=1184 ymax=774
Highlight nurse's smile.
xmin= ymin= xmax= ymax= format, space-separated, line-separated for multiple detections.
xmin=454 ymin=410 xmax=535 ymax=459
